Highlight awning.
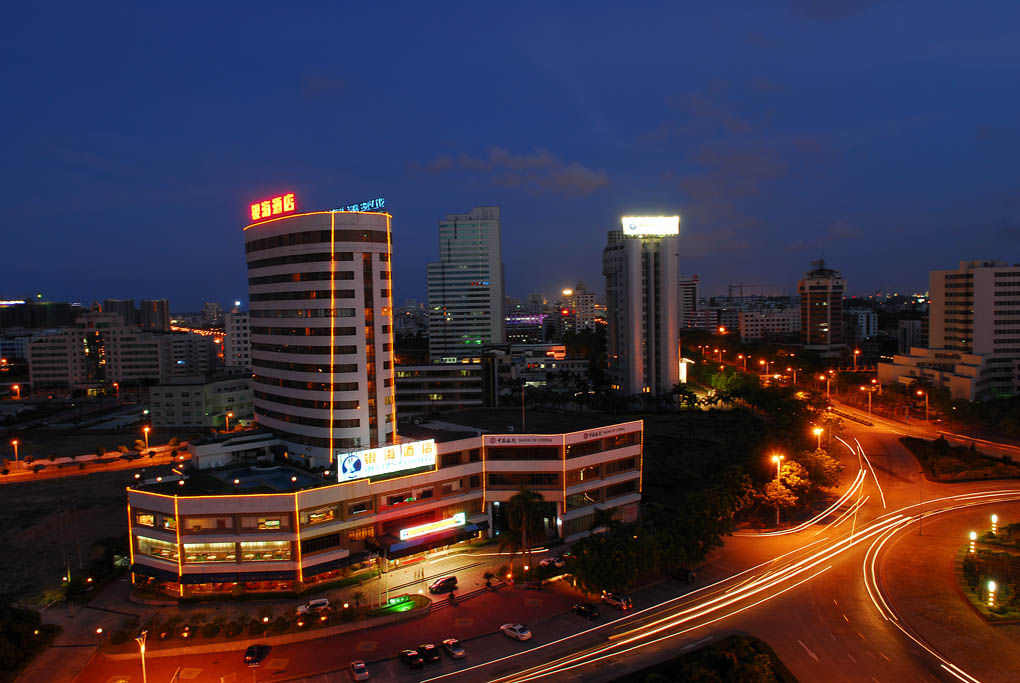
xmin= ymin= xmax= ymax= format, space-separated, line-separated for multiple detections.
xmin=386 ymin=522 xmax=487 ymax=560
xmin=130 ymin=563 xmax=179 ymax=582
xmin=303 ymin=556 xmax=350 ymax=576
xmin=179 ymin=572 xmax=239 ymax=585
xmin=237 ymin=570 xmax=297 ymax=582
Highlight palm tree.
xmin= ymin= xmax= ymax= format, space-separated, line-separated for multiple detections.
xmin=588 ymin=505 xmax=620 ymax=534
xmin=507 ymin=486 xmax=546 ymax=570
xmin=497 ymin=532 xmax=523 ymax=578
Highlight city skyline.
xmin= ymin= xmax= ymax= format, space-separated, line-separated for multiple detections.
xmin=4 ymin=3 xmax=1020 ymax=310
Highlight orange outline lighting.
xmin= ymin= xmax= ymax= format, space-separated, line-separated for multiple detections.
xmin=173 ymin=495 xmax=184 ymax=596
xmin=330 ymin=212 xmax=336 ymax=465
xmin=243 ymin=209 xmax=391 ymax=231
xmin=293 ymin=493 xmax=304 ymax=585
xmin=127 ymin=500 xmax=135 ymax=581
xmin=385 ymin=213 xmax=397 ymax=434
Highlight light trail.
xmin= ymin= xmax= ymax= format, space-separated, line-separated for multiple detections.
xmin=854 ymin=436 xmax=886 ymax=508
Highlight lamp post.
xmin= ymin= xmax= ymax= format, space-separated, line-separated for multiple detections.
xmin=11 ymin=439 xmax=18 ymax=463
xmin=135 ymin=630 xmax=148 ymax=683
xmin=916 ymin=389 xmax=928 ymax=422
xmin=771 ymin=454 xmax=784 ymax=525
xmin=12 ymin=384 xmax=19 ymax=400
xmin=787 ymin=366 xmax=797 ymax=384
xmin=818 ymin=374 xmax=830 ymax=399
xmin=142 ymin=426 xmax=150 ymax=450
xmin=969 ymin=531 xmax=977 ymax=555
xmin=853 ymin=349 xmax=860 ymax=372
xmin=738 ymin=354 xmax=746 ymax=370
xmin=225 ymin=412 xmax=233 ymax=432
xmin=991 ymin=514 xmax=998 ymax=535
xmin=813 ymin=427 xmax=823 ymax=450
xmin=988 ymin=581 xmax=997 ymax=608
xmin=113 ymin=382 xmax=119 ymax=400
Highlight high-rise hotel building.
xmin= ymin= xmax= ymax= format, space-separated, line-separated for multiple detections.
xmin=603 ymin=216 xmax=681 ymax=395
xmin=245 ymin=200 xmax=395 ymax=465
xmin=799 ymin=260 xmax=845 ymax=351
xmin=427 ymin=206 xmax=505 ymax=363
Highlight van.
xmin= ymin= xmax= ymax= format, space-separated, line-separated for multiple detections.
xmin=428 ymin=576 xmax=458 ymax=593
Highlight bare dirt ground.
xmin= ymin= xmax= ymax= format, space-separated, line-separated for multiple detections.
xmin=0 ymin=468 xmax=138 ymax=606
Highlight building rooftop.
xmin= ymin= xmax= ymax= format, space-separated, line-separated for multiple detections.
xmin=137 ymin=463 xmax=328 ymax=496
xmin=397 ymin=407 xmax=627 ymax=443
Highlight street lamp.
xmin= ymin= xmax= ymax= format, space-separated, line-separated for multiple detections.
xmin=812 ymin=427 xmax=823 ymax=450
xmin=969 ymin=531 xmax=977 ymax=554
xmin=787 ymin=366 xmax=797 ymax=384
xmin=853 ymin=349 xmax=860 ymax=372
xmin=988 ymin=581 xmax=997 ymax=608
xmin=916 ymin=389 xmax=928 ymax=422
xmin=143 ymin=426 xmax=150 ymax=450
xmin=991 ymin=514 xmax=998 ymax=535
xmin=11 ymin=384 xmax=19 ymax=400
xmin=737 ymin=354 xmax=746 ymax=370
xmin=818 ymin=374 xmax=830 ymax=399
xmin=11 ymin=439 xmax=18 ymax=463
xmin=771 ymin=454 xmax=785 ymax=525
xmin=225 ymin=411 xmax=233 ymax=432
xmin=135 ymin=630 xmax=148 ymax=683
xmin=113 ymin=382 xmax=119 ymax=400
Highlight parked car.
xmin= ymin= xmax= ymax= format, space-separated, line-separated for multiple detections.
xmin=399 ymin=649 xmax=425 ymax=669
xmin=349 ymin=660 xmax=370 ymax=681
xmin=296 ymin=597 xmax=330 ymax=614
xmin=601 ymin=592 xmax=633 ymax=610
xmin=442 ymin=638 xmax=466 ymax=659
xmin=244 ymin=644 xmax=271 ymax=667
xmin=418 ymin=643 xmax=441 ymax=663
xmin=670 ymin=567 xmax=696 ymax=584
xmin=500 ymin=623 xmax=533 ymax=641
xmin=428 ymin=576 xmax=458 ymax=593
xmin=571 ymin=603 xmax=600 ymax=620
xmin=539 ymin=554 xmax=566 ymax=568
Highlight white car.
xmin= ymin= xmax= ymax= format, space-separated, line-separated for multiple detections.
xmin=539 ymin=555 xmax=566 ymax=568
xmin=296 ymin=598 xmax=330 ymax=615
xmin=349 ymin=660 xmax=369 ymax=681
xmin=500 ymin=623 xmax=532 ymax=641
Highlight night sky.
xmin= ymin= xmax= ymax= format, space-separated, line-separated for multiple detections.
xmin=3 ymin=2 xmax=1019 ymax=311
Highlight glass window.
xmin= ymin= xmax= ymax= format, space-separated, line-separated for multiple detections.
xmin=346 ymin=526 xmax=373 ymax=542
xmin=161 ymin=516 xmax=177 ymax=531
xmin=239 ymin=540 xmax=291 ymax=562
xmin=135 ymin=512 xmax=155 ymax=527
xmin=183 ymin=542 xmax=236 ymax=563
xmin=258 ymin=518 xmax=282 ymax=530
xmin=302 ymin=506 xmax=337 ymax=525
xmin=137 ymin=536 xmax=179 ymax=561
xmin=347 ymin=500 xmax=372 ymax=516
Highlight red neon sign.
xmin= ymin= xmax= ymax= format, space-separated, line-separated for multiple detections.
xmin=249 ymin=193 xmax=296 ymax=222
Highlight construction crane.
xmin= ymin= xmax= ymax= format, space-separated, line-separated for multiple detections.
xmin=727 ymin=283 xmax=771 ymax=298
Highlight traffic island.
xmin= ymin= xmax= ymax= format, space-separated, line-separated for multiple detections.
xmin=97 ymin=593 xmax=431 ymax=660
xmin=610 ymin=633 xmax=798 ymax=682
xmin=955 ymin=521 xmax=1020 ymax=623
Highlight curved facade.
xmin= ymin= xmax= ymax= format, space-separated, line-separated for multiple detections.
xmin=245 ymin=210 xmax=395 ymax=465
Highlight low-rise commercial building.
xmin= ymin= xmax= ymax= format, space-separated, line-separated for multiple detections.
xmin=150 ymin=375 xmax=253 ymax=429
xmin=127 ymin=410 xmax=642 ymax=597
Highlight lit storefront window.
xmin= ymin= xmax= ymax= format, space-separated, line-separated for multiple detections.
xmin=239 ymin=540 xmax=291 ymax=562
xmin=183 ymin=542 xmax=236 ymax=563
xmin=135 ymin=513 xmax=155 ymax=527
xmin=138 ymin=536 xmax=179 ymax=562
xmin=302 ymin=506 xmax=337 ymax=525
xmin=162 ymin=516 xmax=177 ymax=531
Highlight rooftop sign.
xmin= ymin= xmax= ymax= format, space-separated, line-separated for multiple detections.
xmin=621 ymin=216 xmax=680 ymax=237
xmin=337 ymin=438 xmax=435 ymax=483
xmin=334 ymin=197 xmax=386 ymax=213
xmin=250 ymin=193 xmax=297 ymax=222
xmin=399 ymin=512 xmax=466 ymax=541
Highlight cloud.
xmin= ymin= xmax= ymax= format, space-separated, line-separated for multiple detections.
xmin=826 ymin=220 xmax=863 ymax=240
xmin=790 ymin=0 xmax=882 ymax=22
xmin=413 ymin=147 xmax=609 ymax=197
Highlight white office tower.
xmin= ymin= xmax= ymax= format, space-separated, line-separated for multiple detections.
xmin=602 ymin=216 xmax=682 ymax=395
xmin=427 ymin=206 xmax=505 ymax=363
xmin=678 ymin=275 xmax=699 ymax=328
xmin=224 ymin=311 xmax=251 ymax=370
xmin=879 ymin=260 xmax=1020 ymax=400
xmin=246 ymin=209 xmax=395 ymax=465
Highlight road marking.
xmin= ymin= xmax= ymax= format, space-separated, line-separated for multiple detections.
xmin=830 ymin=632 xmax=837 ymax=641
xmin=843 ymin=613 xmax=849 ymax=622
xmin=833 ymin=599 xmax=839 ymax=606
xmin=848 ymin=654 xmax=857 ymax=663
xmin=455 ymin=617 xmax=474 ymax=627
xmin=680 ymin=637 xmax=712 ymax=652
xmin=880 ymin=651 xmax=891 ymax=662
xmin=355 ymin=640 xmax=378 ymax=652
xmin=858 ymin=631 xmax=866 ymax=640
xmin=798 ymin=639 xmax=820 ymax=662
xmin=179 ymin=669 xmax=203 ymax=680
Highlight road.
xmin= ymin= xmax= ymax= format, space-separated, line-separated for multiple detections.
xmin=67 ymin=412 xmax=1020 ymax=683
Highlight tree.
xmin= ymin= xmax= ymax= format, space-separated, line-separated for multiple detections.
xmin=507 ymin=486 xmax=546 ymax=569
xmin=497 ymin=532 xmax=523 ymax=576
xmin=794 ymin=448 xmax=842 ymax=489
xmin=352 ymin=590 xmax=364 ymax=608
xmin=167 ymin=437 xmax=180 ymax=447
xmin=671 ymin=383 xmax=699 ymax=409
xmin=588 ymin=506 xmax=620 ymax=534
xmin=133 ymin=440 xmax=146 ymax=453
xmin=761 ymin=481 xmax=797 ymax=523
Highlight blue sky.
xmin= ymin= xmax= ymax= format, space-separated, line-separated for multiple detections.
xmin=2 ymin=1 xmax=1019 ymax=309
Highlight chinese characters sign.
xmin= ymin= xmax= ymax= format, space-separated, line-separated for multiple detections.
xmin=337 ymin=438 xmax=436 ymax=483
xmin=621 ymin=216 xmax=680 ymax=236
xmin=335 ymin=197 xmax=385 ymax=212
xmin=250 ymin=193 xmax=296 ymax=222
xmin=399 ymin=512 xmax=466 ymax=541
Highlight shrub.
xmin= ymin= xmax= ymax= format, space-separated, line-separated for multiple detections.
xmin=222 ymin=621 xmax=243 ymax=638
xmin=110 ymin=629 xmax=130 ymax=645
xmin=271 ymin=616 xmax=289 ymax=633
xmin=200 ymin=622 xmax=220 ymax=639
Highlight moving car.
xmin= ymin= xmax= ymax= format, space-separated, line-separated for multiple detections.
xmin=601 ymin=592 xmax=633 ymax=610
xmin=418 ymin=643 xmax=441 ymax=663
xmin=500 ymin=623 xmax=533 ymax=641
xmin=399 ymin=649 xmax=425 ymax=669
xmin=442 ymin=638 xmax=466 ymax=659
xmin=571 ymin=603 xmax=600 ymax=620
xmin=349 ymin=660 xmax=370 ymax=681
xmin=428 ymin=576 xmax=458 ymax=593
xmin=244 ymin=644 xmax=271 ymax=667
xmin=296 ymin=598 xmax=330 ymax=614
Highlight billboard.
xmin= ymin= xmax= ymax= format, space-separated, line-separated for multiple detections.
xmin=621 ymin=216 xmax=680 ymax=237
xmin=249 ymin=193 xmax=297 ymax=222
xmin=337 ymin=439 xmax=436 ymax=483
xmin=399 ymin=512 xmax=467 ymax=541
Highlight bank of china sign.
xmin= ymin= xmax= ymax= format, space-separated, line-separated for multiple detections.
xmin=399 ymin=512 xmax=467 ymax=541
xmin=337 ymin=439 xmax=436 ymax=483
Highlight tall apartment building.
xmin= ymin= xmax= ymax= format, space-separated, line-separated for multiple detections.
xmin=561 ymin=281 xmax=597 ymax=332
xmin=427 ymin=207 xmax=505 ymax=363
xmin=799 ymin=260 xmax=845 ymax=351
xmin=678 ymin=275 xmax=699 ymax=329
xmin=898 ymin=320 xmax=922 ymax=354
xmin=202 ymin=302 xmax=223 ymax=327
xmin=738 ymin=309 xmax=801 ymax=342
xmin=103 ymin=299 xmax=137 ymax=327
xmin=161 ymin=334 xmax=216 ymax=380
xmin=879 ymin=260 xmax=1020 ymax=399
xmin=844 ymin=309 xmax=878 ymax=347
xmin=603 ymin=217 xmax=681 ymax=395
xmin=246 ymin=206 xmax=395 ymax=466
xmin=140 ymin=299 xmax=171 ymax=332
xmin=224 ymin=312 xmax=251 ymax=370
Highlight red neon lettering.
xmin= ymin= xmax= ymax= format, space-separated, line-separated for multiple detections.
xmin=248 ymin=193 xmax=299 ymax=222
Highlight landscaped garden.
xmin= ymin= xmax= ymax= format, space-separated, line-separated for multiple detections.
xmin=901 ymin=436 xmax=1020 ymax=481
xmin=959 ymin=519 xmax=1020 ymax=621
xmin=612 ymin=634 xmax=798 ymax=683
